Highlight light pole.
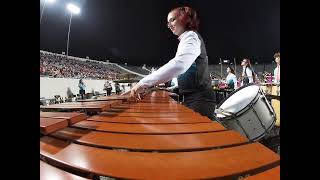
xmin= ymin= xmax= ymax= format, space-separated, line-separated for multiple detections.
xmin=219 ymin=58 xmax=222 ymax=78
xmin=40 ymin=0 xmax=56 ymax=24
xmin=234 ymin=58 xmax=236 ymax=75
xmin=66 ymin=3 xmax=80 ymax=60
xmin=142 ymin=65 xmax=152 ymax=73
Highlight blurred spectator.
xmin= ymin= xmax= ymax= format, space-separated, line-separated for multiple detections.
xmin=122 ymin=84 xmax=125 ymax=92
xmin=78 ymin=79 xmax=86 ymax=99
xmin=104 ymin=81 xmax=112 ymax=96
xmin=115 ymin=83 xmax=121 ymax=95
xmin=225 ymin=66 xmax=237 ymax=90
xmin=40 ymin=52 xmax=124 ymax=80
xmin=273 ymin=52 xmax=280 ymax=84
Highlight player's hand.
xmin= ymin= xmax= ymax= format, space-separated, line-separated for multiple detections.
xmin=124 ymin=83 xmax=144 ymax=101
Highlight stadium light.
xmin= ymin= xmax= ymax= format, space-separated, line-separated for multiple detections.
xmin=40 ymin=0 xmax=56 ymax=24
xmin=66 ymin=3 xmax=81 ymax=60
xmin=67 ymin=3 xmax=80 ymax=14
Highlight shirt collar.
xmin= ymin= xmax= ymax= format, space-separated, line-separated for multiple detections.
xmin=178 ymin=30 xmax=190 ymax=41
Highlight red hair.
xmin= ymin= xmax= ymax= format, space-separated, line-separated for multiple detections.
xmin=170 ymin=6 xmax=199 ymax=31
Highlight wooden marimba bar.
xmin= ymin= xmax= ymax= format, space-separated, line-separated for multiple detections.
xmin=40 ymin=100 xmax=123 ymax=115
xmin=77 ymin=95 xmax=130 ymax=102
xmin=40 ymin=90 xmax=280 ymax=180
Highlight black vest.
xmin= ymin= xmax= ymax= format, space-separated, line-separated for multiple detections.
xmin=178 ymin=32 xmax=211 ymax=94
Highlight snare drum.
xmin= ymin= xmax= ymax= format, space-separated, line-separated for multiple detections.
xmin=214 ymin=83 xmax=276 ymax=141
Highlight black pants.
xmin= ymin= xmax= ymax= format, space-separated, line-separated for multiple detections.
xmin=79 ymin=90 xmax=85 ymax=99
xmin=107 ymin=89 xmax=112 ymax=96
xmin=182 ymin=89 xmax=216 ymax=120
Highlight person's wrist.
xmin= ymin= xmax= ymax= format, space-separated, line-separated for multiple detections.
xmin=137 ymin=81 xmax=147 ymax=90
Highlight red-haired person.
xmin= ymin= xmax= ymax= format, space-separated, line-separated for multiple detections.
xmin=125 ymin=6 xmax=215 ymax=120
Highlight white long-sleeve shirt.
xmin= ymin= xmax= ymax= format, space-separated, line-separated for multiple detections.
xmin=273 ymin=65 xmax=280 ymax=83
xmin=137 ymin=31 xmax=201 ymax=88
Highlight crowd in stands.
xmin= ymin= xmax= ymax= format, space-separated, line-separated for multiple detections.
xmin=40 ymin=52 xmax=126 ymax=80
xmin=40 ymin=51 xmax=277 ymax=84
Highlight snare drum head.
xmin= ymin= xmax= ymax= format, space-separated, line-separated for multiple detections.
xmin=218 ymin=85 xmax=260 ymax=114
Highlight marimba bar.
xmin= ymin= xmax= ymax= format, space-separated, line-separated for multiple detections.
xmin=77 ymin=95 xmax=130 ymax=102
xmin=40 ymin=100 xmax=122 ymax=113
xmin=40 ymin=117 xmax=68 ymax=135
xmin=40 ymin=160 xmax=89 ymax=180
xmin=40 ymin=112 xmax=87 ymax=125
xmin=242 ymin=166 xmax=280 ymax=179
xmin=72 ymin=120 xmax=226 ymax=134
xmin=50 ymin=127 xmax=248 ymax=152
xmin=87 ymin=115 xmax=211 ymax=124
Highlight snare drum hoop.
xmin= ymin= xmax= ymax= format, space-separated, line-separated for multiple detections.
xmin=215 ymin=83 xmax=261 ymax=119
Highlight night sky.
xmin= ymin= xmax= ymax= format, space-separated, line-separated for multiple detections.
xmin=40 ymin=0 xmax=280 ymax=66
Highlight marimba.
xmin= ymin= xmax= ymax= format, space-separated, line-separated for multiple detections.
xmin=40 ymin=90 xmax=280 ymax=179
xmin=260 ymin=83 xmax=280 ymax=97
